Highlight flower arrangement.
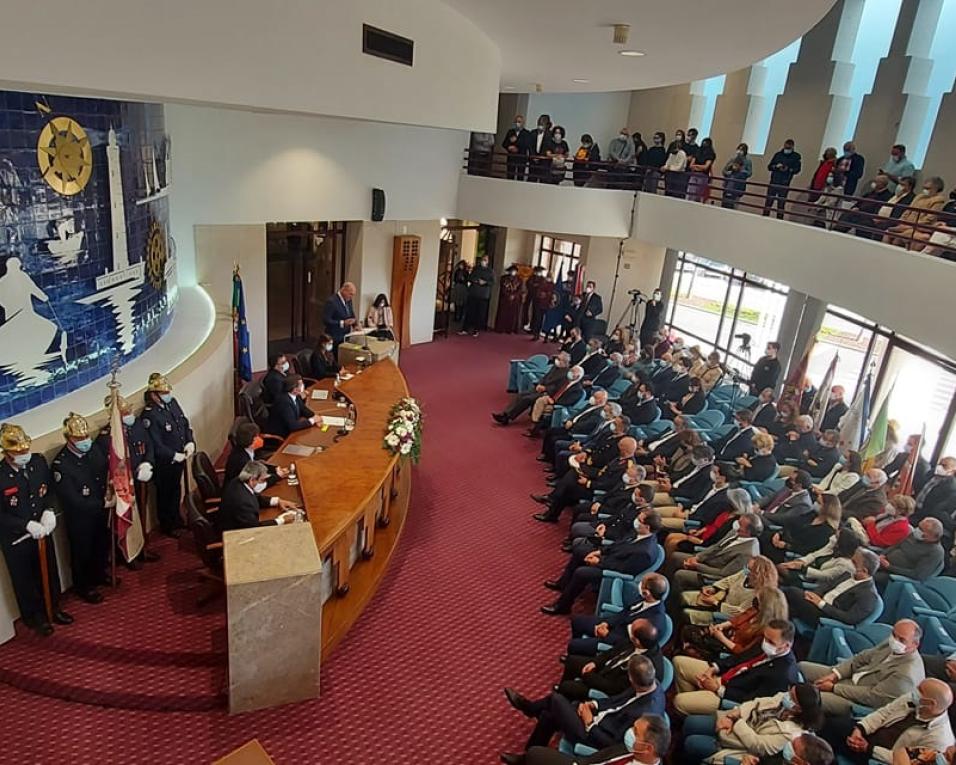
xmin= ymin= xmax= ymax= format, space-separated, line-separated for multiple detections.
xmin=383 ymin=397 xmax=423 ymax=463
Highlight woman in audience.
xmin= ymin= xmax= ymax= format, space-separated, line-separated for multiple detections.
xmin=850 ymin=494 xmax=915 ymax=548
xmin=660 ymin=429 xmax=704 ymax=476
xmin=682 ymin=684 xmax=825 ymax=765
xmin=767 ymin=494 xmax=841 ymax=562
xmin=734 ymin=432 xmax=779 ymax=482
xmin=665 ymin=377 xmax=707 ymax=419
xmin=813 ymin=449 xmax=861 ymax=496
xmin=768 ymin=400 xmax=798 ymax=440
xmin=365 ymin=293 xmax=395 ymax=340
xmin=632 ymin=131 xmax=649 ymax=188
xmin=807 ymin=146 xmax=838 ymax=205
xmin=682 ymin=554 xmax=779 ymax=624
xmin=310 ymin=333 xmax=341 ymax=379
xmin=606 ymin=327 xmax=627 ymax=355
xmin=699 ymin=351 xmax=724 ymax=392
xmin=688 ymin=137 xmax=717 ymax=203
xmin=547 ymin=126 xmax=570 ymax=184
xmin=680 ymin=586 xmax=788 ymax=661
xmin=664 ymin=486 xmax=752 ymax=556
xmin=572 ymin=133 xmax=600 ymax=187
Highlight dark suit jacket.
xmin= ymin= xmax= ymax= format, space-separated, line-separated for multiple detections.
xmin=584 ymin=682 xmax=665 ymax=749
xmin=677 ymin=390 xmax=706 ymax=415
xmin=310 ymin=350 xmax=340 ymax=380
xmin=223 ymin=446 xmax=281 ymax=486
xmin=801 ymin=443 xmax=841 ymax=478
xmin=774 ymin=430 xmax=816 ymax=463
xmin=885 ymin=452 xmax=931 ymax=489
xmin=567 ymin=405 xmax=606 ymax=436
xmin=606 ymin=596 xmax=667 ymax=633
xmin=687 ymin=488 xmax=731 ymax=527
xmin=580 ymin=292 xmax=604 ymax=321
xmin=564 ymin=339 xmax=587 ymax=365
xmin=217 ymin=478 xmax=275 ymax=532
xmin=671 ymin=465 xmax=714 ymax=505
xmin=599 ymin=535 xmax=658 ymax=576
xmin=821 ymin=401 xmax=849 ymax=431
xmin=913 ymin=476 xmax=956 ymax=532
xmin=762 ymin=488 xmax=814 ymax=529
xmin=743 ymin=453 xmax=778 ymax=483
xmin=590 ymin=365 xmax=622 ymax=390
xmin=581 ymin=353 xmax=608 ymax=378
xmin=539 ymin=365 xmax=571 ymax=396
xmin=717 ymin=646 xmax=799 ymax=703
xmin=553 ymin=382 xmax=584 ymax=408
xmin=624 ymin=398 xmax=661 ymax=427
xmin=323 ymin=292 xmax=355 ymax=343
xmin=266 ymin=394 xmax=315 ymax=439
xmin=585 ymin=643 xmax=664 ymax=697
xmin=716 ymin=426 xmax=755 ymax=461
xmin=817 ymin=573 xmax=879 ymax=624
xmin=261 ymin=369 xmax=286 ymax=405
xmin=661 ymin=372 xmax=691 ymax=402
xmin=840 ymin=484 xmax=889 ymax=520
xmin=750 ymin=401 xmax=777 ymax=429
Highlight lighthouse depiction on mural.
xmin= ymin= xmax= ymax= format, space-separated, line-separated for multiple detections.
xmin=0 ymin=92 xmax=177 ymax=419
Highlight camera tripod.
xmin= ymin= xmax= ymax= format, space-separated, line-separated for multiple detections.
xmin=611 ymin=292 xmax=646 ymax=343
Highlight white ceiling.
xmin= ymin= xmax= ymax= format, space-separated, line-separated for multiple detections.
xmin=442 ymin=0 xmax=836 ymax=93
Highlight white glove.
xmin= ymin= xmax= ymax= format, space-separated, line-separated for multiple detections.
xmin=184 ymin=442 xmax=196 ymax=458
xmin=275 ymin=511 xmax=297 ymax=526
xmin=40 ymin=510 xmax=56 ymax=533
xmin=136 ymin=462 xmax=154 ymax=482
xmin=172 ymin=452 xmax=187 ymax=464
xmin=26 ymin=521 xmax=45 ymax=540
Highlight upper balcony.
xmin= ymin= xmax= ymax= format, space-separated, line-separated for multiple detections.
xmin=456 ymin=149 xmax=956 ymax=361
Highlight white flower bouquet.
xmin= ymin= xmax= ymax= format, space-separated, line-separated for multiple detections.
xmin=383 ymin=397 xmax=423 ymax=463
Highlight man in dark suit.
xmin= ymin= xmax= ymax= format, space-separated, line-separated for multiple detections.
xmin=673 ymin=620 xmax=799 ymax=714
xmin=753 ymin=734 xmax=834 ymax=765
xmin=750 ymin=343 xmax=782 ymax=395
xmin=261 ymin=353 xmax=290 ymax=405
xmin=877 ymin=518 xmax=945 ymax=585
xmin=567 ymin=572 xmax=668 ymax=656
xmin=538 ymin=388 xmax=608 ymax=461
xmin=322 ymin=282 xmax=358 ymax=350
xmin=653 ymin=445 xmax=715 ymax=508
xmin=526 ymin=113 xmax=554 ymax=183
xmin=761 ymin=470 xmax=815 ymax=530
xmin=586 ymin=353 xmax=621 ymax=390
xmin=527 ymin=365 xmax=586 ymax=435
xmin=840 ymin=468 xmax=889 ymax=520
xmin=549 ymin=406 xmax=622 ymax=478
xmin=639 ymin=289 xmax=666 ymax=347
xmin=495 ymin=352 xmax=572 ymax=425
xmin=750 ymin=387 xmax=778 ymax=429
xmin=911 ymin=457 xmax=956 ymax=534
xmin=541 ymin=511 xmax=661 ymax=614
xmin=660 ymin=356 xmax=693 ymax=402
xmin=561 ymin=327 xmax=587 ymax=365
xmin=789 ymin=429 xmax=842 ymax=479
xmin=266 ymin=375 xmax=321 ymax=439
xmin=820 ymin=386 xmax=849 ymax=431
xmin=835 ymin=173 xmax=893 ymax=238
xmin=502 ymin=654 xmax=664 ymax=756
xmin=518 ymin=714 xmax=671 ymax=765
xmin=885 ymin=434 xmax=932 ymax=490
xmin=217 ymin=462 xmax=298 ymax=532
xmin=634 ymin=415 xmax=693 ymax=465
xmin=502 ymin=114 xmax=529 ymax=180
xmin=579 ymin=282 xmax=604 ymax=341
xmin=224 ymin=422 xmax=289 ymax=484
xmin=578 ymin=338 xmax=607 ymax=378
xmin=713 ymin=409 xmax=757 ymax=461
xmin=774 ymin=415 xmax=817 ymax=465
xmin=785 ymin=548 xmax=880 ymax=626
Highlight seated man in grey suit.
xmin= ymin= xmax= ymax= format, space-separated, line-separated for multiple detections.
xmin=784 ymin=548 xmax=880 ymax=627
xmin=799 ymin=618 xmax=925 ymax=714
xmin=671 ymin=510 xmax=763 ymax=596
xmin=876 ymin=517 xmax=946 ymax=587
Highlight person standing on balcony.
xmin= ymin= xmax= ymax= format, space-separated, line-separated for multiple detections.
xmin=460 ymin=254 xmax=495 ymax=337
xmin=883 ymin=176 xmax=948 ymax=249
xmin=547 ymin=126 xmax=570 ymax=185
xmin=572 ymin=134 xmax=600 ymax=187
xmin=502 ymin=114 xmax=529 ymax=181
xmin=579 ymin=281 xmax=604 ymax=341
xmin=837 ymin=141 xmax=866 ymax=197
xmin=807 ymin=147 xmax=837 ymax=204
xmin=632 ymin=131 xmax=649 ymax=187
xmin=684 ymin=128 xmax=700 ymax=164
xmin=607 ymin=127 xmax=636 ymax=189
xmin=688 ymin=137 xmax=717 ymax=203
xmin=663 ymin=138 xmax=689 ymax=198
xmin=879 ymin=144 xmax=916 ymax=193
xmin=764 ymin=139 xmax=802 ymax=219
xmin=528 ymin=114 xmax=554 ymax=183
xmin=642 ymin=132 xmax=668 ymax=193
xmin=721 ymin=143 xmax=753 ymax=209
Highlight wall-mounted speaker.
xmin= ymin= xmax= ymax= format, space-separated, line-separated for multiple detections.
xmin=371 ymin=188 xmax=386 ymax=221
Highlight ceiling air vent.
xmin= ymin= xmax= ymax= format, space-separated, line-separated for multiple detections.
xmin=363 ymin=24 xmax=414 ymax=66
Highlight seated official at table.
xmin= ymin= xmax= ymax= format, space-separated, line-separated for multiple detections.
xmin=311 ymin=334 xmax=341 ymax=380
xmin=217 ymin=462 xmax=299 ymax=532
xmin=266 ymin=375 xmax=323 ymax=438
xmin=224 ymin=421 xmax=289 ymax=484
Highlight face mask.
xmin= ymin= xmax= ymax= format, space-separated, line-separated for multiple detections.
xmin=936 ymin=465 xmax=950 ymax=477
xmin=826 ymin=174 xmax=834 ymax=186
xmin=609 ymin=423 xmax=617 ymax=434
xmin=653 ymin=292 xmax=661 ymax=300
xmin=859 ymin=475 xmax=871 ymax=487
xmin=781 ymin=741 xmax=795 ymax=764
xmin=732 ymin=520 xmax=741 ymax=533
xmin=783 ymin=148 xmax=793 ymax=155
xmin=780 ymin=692 xmax=796 ymax=711
xmin=912 ymin=528 xmax=926 ymax=541
xmin=160 ymin=393 xmax=173 ymax=404
xmin=251 ymin=436 xmax=265 ymax=451
xmin=253 ymin=481 xmax=268 ymax=494
xmin=515 ymin=122 xmax=523 ymax=130
xmin=122 ymin=414 xmax=136 ymax=427
xmin=73 ymin=437 xmax=93 ymax=453
xmin=923 ymin=189 xmax=932 ymax=196
xmin=588 ymin=396 xmax=597 ymax=406
xmin=653 ymin=138 xmax=663 ymax=146
xmin=280 ymin=361 xmax=290 ymax=373
xmin=870 ymin=181 xmax=877 ymax=190
xmin=619 ymin=132 xmax=628 ymax=139
xmin=761 ymin=639 xmax=780 ymax=657
xmin=888 ymin=636 xmax=907 ymax=654
xmin=325 ymin=343 xmax=334 ymax=352
xmin=623 ymin=728 xmax=637 ymax=752
xmin=567 ymin=371 xmax=576 ymax=380
xmin=12 ymin=453 xmax=31 ymax=467
xmin=585 ymin=286 xmax=594 ymax=293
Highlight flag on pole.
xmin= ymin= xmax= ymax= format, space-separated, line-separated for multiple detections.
xmin=809 ymin=353 xmax=839 ymax=430
xmin=107 ymin=387 xmax=144 ymax=562
xmin=781 ymin=339 xmax=815 ymax=410
xmin=838 ymin=371 xmax=872 ymax=451
xmin=861 ymin=382 xmax=895 ymax=470
xmin=892 ymin=424 xmax=925 ymax=498
xmin=232 ymin=267 xmax=252 ymax=382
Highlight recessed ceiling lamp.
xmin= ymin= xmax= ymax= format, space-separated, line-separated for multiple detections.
xmin=619 ymin=50 xmax=646 ymax=57
xmin=572 ymin=78 xmax=590 ymax=83
xmin=502 ymin=85 xmax=515 ymax=90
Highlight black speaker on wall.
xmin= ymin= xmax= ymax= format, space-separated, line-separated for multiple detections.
xmin=371 ymin=188 xmax=386 ymax=221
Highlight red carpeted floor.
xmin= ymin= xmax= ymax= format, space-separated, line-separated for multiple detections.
xmin=0 ymin=333 xmax=576 ymax=764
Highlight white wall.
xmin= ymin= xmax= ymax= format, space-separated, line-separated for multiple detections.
xmin=0 ymin=0 xmax=500 ymax=133
xmin=524 ymin=92 xmax=632 ymax=155
xmin=582 ymin=237 xmax=667 ymax=324
xmin=168 ymin=104 xmax=468 ymax=286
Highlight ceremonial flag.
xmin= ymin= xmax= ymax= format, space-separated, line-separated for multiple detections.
xmin=893 ymin=424 xmax=925 ymax=498
xmin=781 ymin=339 xmax=815 ymax=409
xmin=838 ymin=371 xmax=872 ymax=451
xmin=861 ymin=382 xmax=895 ymax=470
xmin=107 ymin=387 xmax=144 ymax=562
xmin=809 ymin=353 xmax=839 ymax=430
xmin=232 ymin=268 xmax=252 ymax=382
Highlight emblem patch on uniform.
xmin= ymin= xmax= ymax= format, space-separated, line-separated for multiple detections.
xmin=53 ymin=471 xmax=62 ymax=482
xmin=82 ymin=486 xmax=90 ymax=496
xmin=165 ymin=423 xmax=172 ymax=432
xmin=9 ymin=496 xmax=17 ymax=507
xmin=38 ymin=484 xmax=47 ymax=497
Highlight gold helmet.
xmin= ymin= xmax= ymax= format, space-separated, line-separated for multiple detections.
xmin=0 ymin=423 xmax=31 ymax=455
xmin=62 ymin=412 xmax=90 ymax=439
xmin=146 ymin=372 xmax=172 ymax=393
xmin=104 ymin=391 xmax=132 ymax=415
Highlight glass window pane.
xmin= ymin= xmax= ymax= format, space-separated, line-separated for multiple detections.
xmin=879 ymin=347 xmax=956 ymax=454
xmin=726 ymin=282 xmax=788 ymax=364
xmin=811 ymin=311 xmax=875 ymax=399
xmin=670 ymin=262 xmax=731 ymax=349
xmin=717 ymin=280 xmax=743 ymax=352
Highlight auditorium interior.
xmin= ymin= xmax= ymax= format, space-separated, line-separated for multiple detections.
xmin=4 ymin=0 xmax=956 ymax=762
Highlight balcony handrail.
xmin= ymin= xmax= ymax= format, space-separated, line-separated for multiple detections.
xmin=461 ymin=148 xmax=956 ymax=257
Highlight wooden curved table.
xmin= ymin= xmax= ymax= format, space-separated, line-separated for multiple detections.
xmin=262 ymin=359 xmax=412 ymax=658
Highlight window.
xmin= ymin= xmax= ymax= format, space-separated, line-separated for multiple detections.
xmin=535 ymin=235 xmax=582 ymax=281
xmin=879 ymin=347 xmax=956 ymax=454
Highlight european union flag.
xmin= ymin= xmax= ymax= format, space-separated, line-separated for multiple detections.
xmin=232 ymin=270 xmax=252 ymax=382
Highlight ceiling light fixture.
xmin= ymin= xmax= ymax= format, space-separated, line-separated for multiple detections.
xmin=612 ymin=24 xmax=630 ymax=45
xmin=572 ymin=78 xmax=590 ymax=84
xmin=502 ymin=85 xmax=515 ymax=90
xmin=619 ymin=50 xmax=645 ymax=57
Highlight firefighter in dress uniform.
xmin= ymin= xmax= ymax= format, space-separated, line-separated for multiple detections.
xmin=52 ymin=412 xmax=112 ymax=604
xmin=141 ymin=373 xmax=194 ymax=537
xmin=0 ymin=423 xmax=72 ymax=636
xmin=96 ymin=392 xmax=158 ymax=568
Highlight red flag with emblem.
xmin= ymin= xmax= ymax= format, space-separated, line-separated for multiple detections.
xmin=107 ymin=388 xmax=144 ymax=562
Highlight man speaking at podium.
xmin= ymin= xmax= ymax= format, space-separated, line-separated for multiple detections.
xmin=323 ymin=282 xmax=358 ymax=355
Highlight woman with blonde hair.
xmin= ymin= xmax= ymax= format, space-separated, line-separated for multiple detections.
xmin=682 ymin=554 xmax=779 ymax=625
xmin=679 ymin=586 xmax=789 ymax=661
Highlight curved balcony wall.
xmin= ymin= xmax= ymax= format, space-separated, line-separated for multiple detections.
xmin=456 ymin=172 xmax=956 ymax=361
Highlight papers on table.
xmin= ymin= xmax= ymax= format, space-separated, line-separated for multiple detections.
xmin=311 ymin=389 xmax=329 ymax=400
xmin=339 ymin=373 xmax=355 ymax=381
xmin=283 ymin=444 xmax=316 ymax=457
xmin=322 ymin=416 xmax=348 ymax=428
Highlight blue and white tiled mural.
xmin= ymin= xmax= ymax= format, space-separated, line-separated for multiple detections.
xmin=0 ymin=90 xmax=176 ymax=419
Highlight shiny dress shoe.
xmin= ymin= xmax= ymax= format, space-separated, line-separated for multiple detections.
xmin=532 ymin=512 xmax=558 ymax=523
xmin=77 ymin=589 xmax=104 ymax=604
xmin=124 ymin=557 xmax=143 ymax=571
xmin=545 ymin=480 xmax=556 ymax=488
xmin=500 ymin=753 xmax=526 ymax=765
xmin=530 ymin=494 xmax=550 ymax=505
xmin=503 ymin=687 xmax=534 ymax=718
xmin=559 ymin=654 xmax=568 ymax=664
xmin=540 ymin=604 xmax=569 ymax=616
xmin=543 ymin=580 xmax=562 ymax=591
xmin=560 ymin=540 xmax=572 ymax=552
xmin=31 ymin=622 xmax=54 ymax=637
xmin=535 ymin=455 xmax=549 ymax=462
xmin=492 ymin=413 xmax=509 ymax=425
xmin=52 ymin=610 xmax=74 ymax=625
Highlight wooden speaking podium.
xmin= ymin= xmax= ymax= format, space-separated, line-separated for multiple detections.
xmin=391 ymin=234 xmax=420 ymax=349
